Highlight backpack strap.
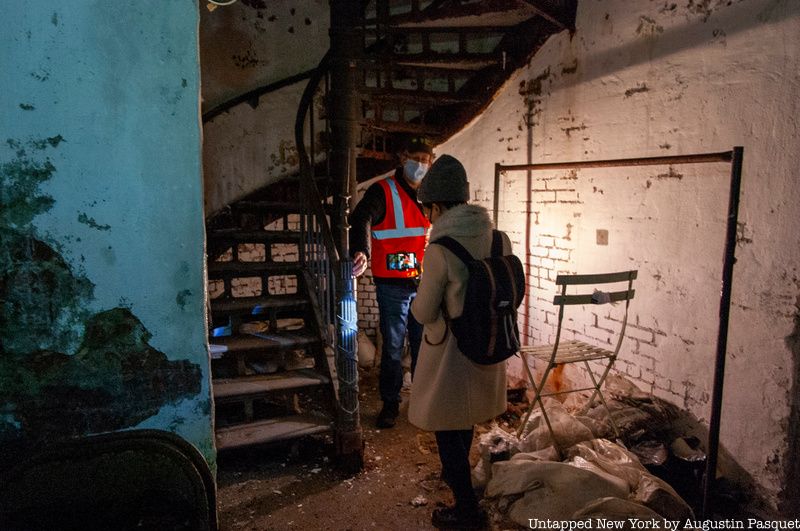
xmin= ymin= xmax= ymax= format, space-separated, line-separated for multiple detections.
xmin=430 ymin=236 xmax=474 ymax=266
xmin=491 ymin=230 xmax=503 ymax=257
xmin=433 ymin=232 xmax=504 ymax=262
xmin=429 ymin=236 xmax=471 ymax=329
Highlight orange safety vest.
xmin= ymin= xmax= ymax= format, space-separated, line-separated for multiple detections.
xmin=370 ymin=175 xmax=430 ymax=279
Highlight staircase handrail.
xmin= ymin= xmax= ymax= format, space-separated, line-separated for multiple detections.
xmin=294 ymin=50 xmax=340 ymax=265
xmin=203 ymin=69 xmax=315 ymax=124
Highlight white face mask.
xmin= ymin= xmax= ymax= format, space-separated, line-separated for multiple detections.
xmin=404 ymin=159 xmax=429 ymax=183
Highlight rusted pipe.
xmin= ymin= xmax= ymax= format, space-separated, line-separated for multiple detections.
xmin=702 ymin=146 xmax=744 ymax=517
xmin=497 ymin=150 xmax=733 ymax=172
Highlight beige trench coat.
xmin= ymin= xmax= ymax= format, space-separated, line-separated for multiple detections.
xmin=409 ymin=204 xmax=509 ymax=431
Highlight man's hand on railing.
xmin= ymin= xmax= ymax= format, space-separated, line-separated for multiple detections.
xmin=352 ymin=252 xmax=368 ymax=277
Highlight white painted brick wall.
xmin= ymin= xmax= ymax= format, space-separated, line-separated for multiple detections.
xmin=437 ymin=0 xmax=800 ymax=508
xmin=357 ymin=267 xmax=379 ymax=339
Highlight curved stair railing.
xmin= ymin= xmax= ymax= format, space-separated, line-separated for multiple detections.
xmin=294 ymin=50 xmax=364 ymax=466
xmin=294 ymin=50 xmax=339 ymax=341
xmin=205 ymin=0 xmax=575 ymax=464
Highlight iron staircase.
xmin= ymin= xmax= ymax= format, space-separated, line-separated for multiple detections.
xmin=204 ymin=0 xmax=575 ymax=460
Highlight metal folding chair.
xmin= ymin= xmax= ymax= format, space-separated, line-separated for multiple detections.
xmin=516 ymin=270 xmax=637 ymax=448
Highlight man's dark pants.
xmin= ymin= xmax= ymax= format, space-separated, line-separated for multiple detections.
xmin=375 ymin=282 xmax=422 ymax=408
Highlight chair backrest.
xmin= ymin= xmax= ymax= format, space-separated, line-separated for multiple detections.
xmin=553 ymin=270 xmax=637 ymax=306
xmin=549 ymin=270 xmax=637 ymax=355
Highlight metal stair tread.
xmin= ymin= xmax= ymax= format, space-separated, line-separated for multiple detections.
xmin=207 ymin=260 xmax=301 ymax=275
xmin=207 ymin=229 xmax=301 ymax=244
xmin=211 ymin=331 xmax=320 ymax=353
xmin=215 ymin=414 xmax=333 ymax=450
xmin=210 ymin=295 xmax=309 ymax=315
xmin=213 ymin=369 xmax=330 ymax=399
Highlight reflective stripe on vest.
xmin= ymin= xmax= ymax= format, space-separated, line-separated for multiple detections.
xmin=371 ymin=178 xmax=427 ymax=240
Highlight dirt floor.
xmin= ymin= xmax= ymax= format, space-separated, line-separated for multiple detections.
xmin=215 ymin=365 xmax=759 ymax=530
xmin=216 ymin=366 xmax=507 ymax=531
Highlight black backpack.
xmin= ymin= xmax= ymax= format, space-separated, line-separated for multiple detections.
xmin=430 ymin=230 xmax=525 ymax=365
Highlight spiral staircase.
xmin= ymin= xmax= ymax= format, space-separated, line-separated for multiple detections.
xmin=203 ymin=0 xmax=576 ymax=464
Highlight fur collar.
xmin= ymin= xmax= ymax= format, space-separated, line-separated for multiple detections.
xmin=429 ymin=204 xmax=494 ymax=241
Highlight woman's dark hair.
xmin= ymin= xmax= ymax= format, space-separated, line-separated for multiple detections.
xmin=421 ymin=201 xmax=466 ymax=210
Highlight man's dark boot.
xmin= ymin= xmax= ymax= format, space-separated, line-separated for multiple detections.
xmin=376 ymin=401 xmax=399 ymax=428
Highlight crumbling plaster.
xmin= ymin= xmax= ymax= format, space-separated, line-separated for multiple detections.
xmin=435 ymin=0 xmax=800 ymax=512
xmin=1 ymin=3 xmax=213 ymax=468
xmin=201 ymin=0 xmax=329 ymax=215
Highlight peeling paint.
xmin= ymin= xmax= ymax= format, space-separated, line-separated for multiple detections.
xmin=232 ymin=48 xmax=260 ymax=69
xmin=30 ymin=69 xmax=50 ymax=82
xmin=562 ymin=123 xmax=587 ymax=137
xmin=659 ymin=3 xmax=678 ymax=14
xmin=0 ymin=307 xmax=201 ymax=447
xmin=736 ymin=221 xmax=753 ymax=245
xmin=1 ymin=142 xmax=57 ymax=228
xmin=19 ymin=103 xmax=35 ymax=111
xmin=561 ymin=59 xmax=578 ymax=75
xmin=1 ymin=136 xmax=202 ymax=454
xmin=77 ymin=212 xmax=111 ymax=231
xmin=1 ymin=228 xmax=94 ymax=355
xmin=176 ymin=289 xmax=193 ymax=309
xmin=624 ymin=83 xmax=650 ymax=97
xmin=636 ymin=16 xmax=664 ymax=36
xmin=656 ymin=166 xmax=683 ymax=180
xmin=519 ymin=68 xmax=552 ymax=128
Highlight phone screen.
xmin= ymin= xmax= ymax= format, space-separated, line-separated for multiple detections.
xmin=386 ymin=252 xmax=417 ymax=271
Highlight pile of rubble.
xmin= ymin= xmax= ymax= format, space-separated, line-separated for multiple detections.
xmin=474 ymin=375 xmax=704 ymax=528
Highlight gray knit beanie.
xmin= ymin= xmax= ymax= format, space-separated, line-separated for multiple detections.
xmin=417 ymin=154 xmax=469 ymax=203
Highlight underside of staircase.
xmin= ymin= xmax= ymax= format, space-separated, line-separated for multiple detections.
xmin=204 ymin=0 xmax=576 ymax=458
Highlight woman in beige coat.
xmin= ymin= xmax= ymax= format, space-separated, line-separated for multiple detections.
xmin=409 ymin=155 xmax=509 ymax=530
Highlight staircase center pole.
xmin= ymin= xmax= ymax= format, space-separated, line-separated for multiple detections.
xmin=329 ymin=0 xmax=363 ymax=465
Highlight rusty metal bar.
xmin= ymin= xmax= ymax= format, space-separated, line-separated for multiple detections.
xmin=497 ymin=150 xmax=733 ymax=172
xmin=330 ymin=0 xmax=363 ymax=463
xmin=702 ymin=146 xmax=744 ymax=517
xmin=493 ymin=162 xmax=501 ymax=227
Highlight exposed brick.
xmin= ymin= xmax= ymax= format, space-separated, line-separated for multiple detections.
xmin=584 ymin=329 xmax=615 ymax=345
xmin=625 ymin=324 xmax=657 ymax=344
xmin=639 ymin=369 xmax=656 ymax=385
xmin=556 ymin=190 xmax=580 ymax=203
xmin=535 ymin=191 xmax=557 ymax=203
xmin=548 ymin=247 xmax=570 ymax=261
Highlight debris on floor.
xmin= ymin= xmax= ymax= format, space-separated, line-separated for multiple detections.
xmin=217 ymin=369 xmax=750 ymax=530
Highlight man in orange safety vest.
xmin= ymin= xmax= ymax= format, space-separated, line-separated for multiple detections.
xmin=349 ymin=136 xmax=433 ymax=428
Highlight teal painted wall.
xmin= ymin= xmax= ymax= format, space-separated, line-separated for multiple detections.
xmin=0 ymin=2 xmax=214 ymax=469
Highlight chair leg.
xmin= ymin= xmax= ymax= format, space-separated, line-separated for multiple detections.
xmin=517 ymin=353 xmax=539 ymax=437
xmin=517 ymin=356 xmax=562 ymax=455
xmin=581 ymin=360 xmax=620 ymax=438
xmin=534 ymin=392 xmax=562 ymax=457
